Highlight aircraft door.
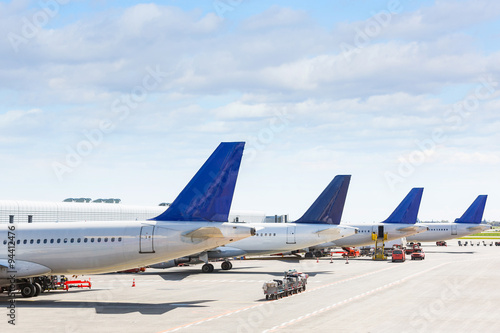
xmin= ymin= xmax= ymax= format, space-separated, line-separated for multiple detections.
xmin=451 ymin=225 xmax=457 ymax=236
xmin=140 ymin=225 xmax=155 ymax=253
xmin=377 ymin=225 xmax=384 ymax=239
xmin=286 ymin=226 xmax=296 ymax=244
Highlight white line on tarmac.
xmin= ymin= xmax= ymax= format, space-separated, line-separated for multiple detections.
xmin=157 ymin=265 xmax=397 ymax=333
xmin=262 ymin=262 xmax=450 ymax=332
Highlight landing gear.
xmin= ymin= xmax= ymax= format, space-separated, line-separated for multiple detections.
xmin=201 ymin=263 xmax=214 ymax=273
xmin=314 ymin=251 xmax=324 ymax=258
xmin=221 ymin=261 xmax=233 ymax=270
xmin=33 ymin=283 xmax=42 ymax=296
xmin=304 ymin=252 xmax=314 ymax=259
xmin=20 ymin=284 xmax=36 ymax=298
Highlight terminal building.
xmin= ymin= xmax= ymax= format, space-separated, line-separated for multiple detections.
xmin=0 ymin=198 xmax=267 ymax=224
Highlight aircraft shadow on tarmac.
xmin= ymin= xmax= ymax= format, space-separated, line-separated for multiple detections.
xmin=151 ymin=268 xmax=325 ymax=281
xmin=6 ymin=299 xmax=212 ymax=315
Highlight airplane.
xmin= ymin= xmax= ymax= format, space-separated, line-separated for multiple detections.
xmin=305 ymin=187 xmax=429 ymax=256
xmin=407 ymin=195 xmax=490 ymax=243
xmin=150 ymin=175 xmax=359 ymax=272
xmin=0 ymin=142 xmax=256 ymax=297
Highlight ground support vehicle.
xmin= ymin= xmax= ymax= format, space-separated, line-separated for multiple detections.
xmin=436 ymin=241 xmax=447 ymax=246
xmin=342 ymin=247 xmax=360 ymax=258
xmin=263 ymin=270 xmax=308 ymax=300
xmin=118 ymin=267 xmax=146 ymax=273
xmin=391 ymin=249 xmax=406 ymax=262
xmin=60 ymin=279 xmax=92 ymax=291
xmin=411 ymin=248 xmax=425 ymax=260
xmin=405 ymin=243 xmax=421 ymax=255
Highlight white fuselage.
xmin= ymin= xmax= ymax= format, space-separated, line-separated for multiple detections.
xmin=0 ymin=220 xmax=253 ymax=282
xmin=210 ymin=222 xmax=358 ymax=257
xmin=310 ymin=223 xmax=429 ymax=249
xmin=407 ymin=223 xmax=491 ymax=242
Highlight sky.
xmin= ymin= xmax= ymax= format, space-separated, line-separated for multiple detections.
xmin=1 ymin=0 xmax=499 ymax=223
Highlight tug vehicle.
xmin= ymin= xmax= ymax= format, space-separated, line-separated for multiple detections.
xmin=263 ymin=270 xmax=308 ymax=300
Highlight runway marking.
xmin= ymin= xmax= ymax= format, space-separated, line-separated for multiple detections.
xmin=262 ymin=262 xmax=450 ymax=332
xmin=157 ymin=265 xmax=397 ymax=333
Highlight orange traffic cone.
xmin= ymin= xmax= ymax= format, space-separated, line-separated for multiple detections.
xmin=132 ymin=279 xmax=136 ymax=287
xmin=316 ymin=257 xmax=319 ymax=263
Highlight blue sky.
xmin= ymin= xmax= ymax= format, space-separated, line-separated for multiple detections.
xmin=1 ymin=0 xmax=499 ymax=223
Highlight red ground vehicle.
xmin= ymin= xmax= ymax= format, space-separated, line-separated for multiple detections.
xmin=118 ymin=267 xmax=146 ymax=273
xmin=342 ymin=247 xmax=360 ymax=258
xmin=405 ymin=243 xmax=421 ymax=255
xmin=436 ymin=241 xmax=447 ymax=246
xmin=411 ymin=248 xmax=425 ymax=260
xmin=391 ymin=249 xmax=406 ymax=262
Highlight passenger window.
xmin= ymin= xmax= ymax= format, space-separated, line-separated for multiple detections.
xmin=43 ymin=239 xmax=47 ymax=244
xmin=2 ymin=240 xmax=5 ymax=245
xmin=16 ymin=240 xmax=20 ymax=245
xmin=111 ymin=237 xmax=115 ymax=242
xmin=118 ymin=237 xmax=122 ymax=242
xmin=37 ymin=239 xmax=40 ymax=244
xmin=57 ymin=239 xmax=61 ymax=243
xmin=50 ymin=239 xmax=54 ymax=244
xmin=30 ymin=239 xmax=34 ymax=244
xmin=70 ymin=238 xmax=74 ymax=243
xmin=97 ymin=238 xmax=101 ymax=242
xmin=64 ymin=238 xmax=68 ymax=243
xmin=23 ymin=240 xmax=27 ymax=244
xmin=84 ymin=238 xmax=88 ymax=243
xmin=77 ymin=238 xmax=81 ymax=243
xmin=104 ymin=238 xmax=108 ymax=242
xmin=91 ymin=238 xmax=95 ymax=243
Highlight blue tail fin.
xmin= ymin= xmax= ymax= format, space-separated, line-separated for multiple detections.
xmin=455 ymin=195 xmax=487 ymax=223
xmin=295 ymin=175 xmax=351 ymax=225
xmin=383 ymin=188 xmax=423 ymax=224
xmin=152 ymin=142 xmax=245 ymax=222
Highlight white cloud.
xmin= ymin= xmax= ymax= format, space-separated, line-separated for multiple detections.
xmin=0 ymin=1 xmax=499 ymax=220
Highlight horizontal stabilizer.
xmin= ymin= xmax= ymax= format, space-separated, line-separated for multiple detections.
xmin=467 ymin=225 xmax=488 ymax=232
xmin=152 ymin=142 xmax=245 ymax=222
xmin=183 ymin=227 xmax=224 ymax=239
xmin=315 ymin=228 xmax=341 ymax=236
xmin=397 ymin=226 xmax=427 ymax=233
xmin=455 ymin=195 xmax=487 ymax=224
xmin=296 ymin=175 xmax=351 ymax=224
xmin=383 ymin=188 xmax=423 ymax=224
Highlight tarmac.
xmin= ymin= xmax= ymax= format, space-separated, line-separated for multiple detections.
xmin=1 ymin=240 xmax=499 ymax=333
